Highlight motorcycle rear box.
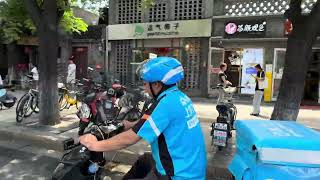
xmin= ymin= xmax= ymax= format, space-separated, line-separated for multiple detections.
xmin=229 ymin=120 xmax=320 ymax=180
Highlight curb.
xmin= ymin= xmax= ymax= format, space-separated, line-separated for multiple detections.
xmin=0 ymin=120 xmax=79 ymax=152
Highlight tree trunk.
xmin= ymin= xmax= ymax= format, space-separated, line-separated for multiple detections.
xmin=271 ymin=0 xmax=320 ymax=120
xmin=37 ymin=1 xmax=60 ymax=125
xmin=271 ymin=38 xmax=313 ymax=120
xmin=38 ymin=25 xmax=60 ymax=125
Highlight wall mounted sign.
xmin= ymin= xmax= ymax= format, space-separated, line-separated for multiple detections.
xmin=284 ymin=19 xmax=293 ymax=36
xmin=108 ymin=19 xmax=212 ymax=40
xmin=224 ymin=20 xmax=267 ymax=38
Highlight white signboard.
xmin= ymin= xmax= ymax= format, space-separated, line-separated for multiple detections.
xmin=241 ymin=49 xmax=264 ymax=94
xmin=108 ymin=19 xmax=212 ymax=40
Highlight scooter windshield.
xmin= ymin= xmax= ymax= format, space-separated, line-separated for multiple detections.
xmin=0 ymin=89 xmax=6 ymax=98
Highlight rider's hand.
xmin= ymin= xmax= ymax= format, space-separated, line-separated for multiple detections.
xmin=123 ymin=120 xmax=138 ymax=130
xmin=79 ymin=134 xmax=98 ymax=150
xmin=227 ymin=81 xmax=232 ymax=86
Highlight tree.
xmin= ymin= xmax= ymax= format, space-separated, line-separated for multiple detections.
xmin=0 ymin=0 xmax=87 ymax=43
xmin=271 ymin=0 xmax=320 ymax=120
xmin=0 ymin=0 xmax=88 ymax=125
xmin=74 ymin=0 xmax=109 ymax=14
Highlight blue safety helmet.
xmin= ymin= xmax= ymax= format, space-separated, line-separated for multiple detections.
xmin=140 ymin=57 xmax=184 ymax=85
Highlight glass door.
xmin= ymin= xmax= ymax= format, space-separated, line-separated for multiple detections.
xmin=208 ymin=47 xmax=225 ymax=95
xmin=272 ymin=48 xmax=286 ymax=101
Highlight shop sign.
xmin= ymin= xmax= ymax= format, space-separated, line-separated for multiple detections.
xmin=108 ymin=19 xmax=212 ymax=40
xmin=224 ymin=20 xmax=267 ymax=38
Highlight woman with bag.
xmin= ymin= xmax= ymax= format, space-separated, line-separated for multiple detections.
xmin=250 ymin=64 xmax=266 ymax=116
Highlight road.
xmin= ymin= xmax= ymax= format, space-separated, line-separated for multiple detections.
xmin=0 ymin=140 xmax=60 ymax=180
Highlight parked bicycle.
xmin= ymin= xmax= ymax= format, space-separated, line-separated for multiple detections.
xmin=58 ymin=80 xmax=84 ymax=111
xmin=16 ymin=84 xmax=39 ymax=123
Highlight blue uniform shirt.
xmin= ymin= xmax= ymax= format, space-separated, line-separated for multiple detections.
xmin=134 ymin=86 xmax=207 ymax=180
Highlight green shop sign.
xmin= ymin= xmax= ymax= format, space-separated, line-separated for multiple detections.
xmin=108 ymin=19 xmax=212 ymax=40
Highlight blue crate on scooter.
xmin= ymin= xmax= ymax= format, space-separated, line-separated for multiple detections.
xmin=229 ymin=120 xmax=320 ymax=180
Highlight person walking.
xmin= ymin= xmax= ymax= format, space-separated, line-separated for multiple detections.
xmin=251 ymin=64 xmax=265 ymax=116
xmin=30 ymin=64 xmax=39 ymax=89
xmin=66 ymin=58 xmax=76 ymax=90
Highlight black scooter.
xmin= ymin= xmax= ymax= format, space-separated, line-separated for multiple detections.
xmin=211 ymin=85 xmax=240 ymax=151
xmin=0 ymin=85 xmax=17 ymax=110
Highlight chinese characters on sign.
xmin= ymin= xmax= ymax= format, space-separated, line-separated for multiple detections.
xmin=146 ymin=22 xmax=180 ymax=37
xmin=224 ymin=20 xmax=267 ymax=38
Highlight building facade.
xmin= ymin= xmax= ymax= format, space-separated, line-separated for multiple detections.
xmin=108 ymin=0 xmax=320 ymax=103
xmin=108 ymin=0 xmax=214 ymax=96
xmin=210 ymin=0 xmax=320 ymax=105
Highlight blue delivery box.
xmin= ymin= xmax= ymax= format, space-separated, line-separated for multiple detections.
xmin=229 ymin=120 xmax=320 ymax=180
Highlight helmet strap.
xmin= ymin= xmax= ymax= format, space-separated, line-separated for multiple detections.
xmin=149 ymin=82 xmax=157 ymax=99
xmin=150 ymin=82 xmax=175 ymax=99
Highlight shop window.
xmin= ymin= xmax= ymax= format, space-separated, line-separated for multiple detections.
xmin=114 ymin=40 xmax=131 ymax=83
xmin=224 ymin=0 xmax=317 ymax=16
xmin=181 ymin=39 xmax=201 ymax=90
xmin=174 ymin=0 xmax=203 ymax=20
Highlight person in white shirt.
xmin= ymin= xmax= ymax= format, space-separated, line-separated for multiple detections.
xmin=67 ymin=59 xmax=76 ymax=90
xmin=30 ymin=64 xmax=39 ymax=89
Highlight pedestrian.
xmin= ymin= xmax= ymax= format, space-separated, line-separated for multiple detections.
xmin=66 ymin=58 xmax=76 ymax=90
xmin=91 ymin=64 xmax=103 ymax=84
xmin=218 ymin=63 xmax=232 ymax=86
xmin=218 ymin=63 xmax=232 ymax=103
xmin=250 ymin=64 xmax=265 ymax=116
xmin=30 ymin=64 xmax=39 ymax=89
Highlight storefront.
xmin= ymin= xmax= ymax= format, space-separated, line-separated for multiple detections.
xmin=108 ymin=19 xmax=212 ymax=96
xmin=210 ymin=15 xmax=320 ymax=104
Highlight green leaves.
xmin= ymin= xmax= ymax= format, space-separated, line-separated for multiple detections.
xmin=0 ymin=0 xmax=89 ymax=43
xmin=140 ymin=0 xmax=155 ymax=12
xmin=60 ymin=10 xmax=88 ymax=34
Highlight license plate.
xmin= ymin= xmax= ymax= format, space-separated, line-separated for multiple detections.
xmin=214 ymin=123 xmax=228 ymax=130
xmin=213 ymin=139 xmax=227 ymax=147
xmin=214 ymin=130 xmax=227 ymax=138
xmin=213 ymin=130 xmax=227 ymax=146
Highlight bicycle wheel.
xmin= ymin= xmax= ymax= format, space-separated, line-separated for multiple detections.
xmin=31 ymin=95 xmax=40 ymax=113
xmin=75 ymin=101 xmax=82 ymax=110
xmin=17 ymin=94 xmax=33 ymax=117
xmin=59 ymin=94 xmax=68 ymax=111
xmin=16 ymin=94 xmax=31 ymax=123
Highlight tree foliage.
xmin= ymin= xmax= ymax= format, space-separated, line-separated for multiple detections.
xmin=73 ymin=0 xmax=109 ymax=14
xmin=0 ymin=0 xmax=88 ymax=43
xmin=140 ymin=0 xmax=155 ymax=11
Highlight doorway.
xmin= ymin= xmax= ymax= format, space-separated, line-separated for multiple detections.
xmin=72 ymin=47 xmax=88 ymax=80
xmin=302 ymin=51 xmax=320 ymax=105
xmin=224 ymin=49 xmax=243 ymax=89
xmin=208 ymin=47 xmax=224 ymax=96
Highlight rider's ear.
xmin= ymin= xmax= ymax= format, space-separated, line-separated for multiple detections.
xmin=155 ymin=82 xmax=163 ymax=89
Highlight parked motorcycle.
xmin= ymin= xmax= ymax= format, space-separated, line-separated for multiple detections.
xmin=52 ymin=92 xmax=145 ymax=180
xmin=211 ymin=85 xmax=241 ymax=151
xmin=0 ymin=85 xmax=17 ymax=110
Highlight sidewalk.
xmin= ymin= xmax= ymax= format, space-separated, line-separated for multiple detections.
xmin=0 ymin=95 xmax=320 ymax=179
